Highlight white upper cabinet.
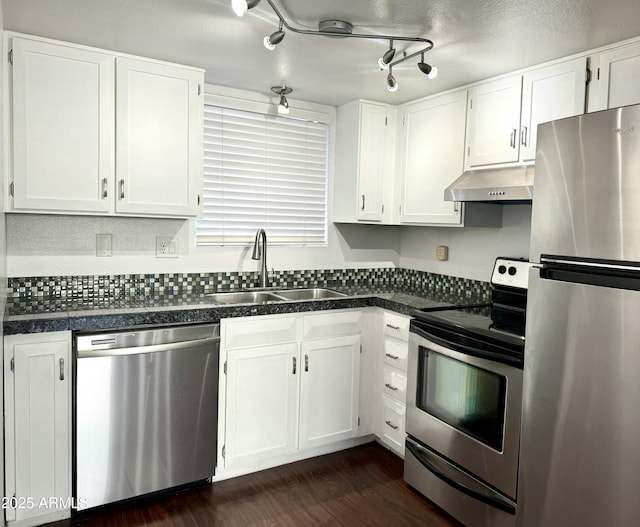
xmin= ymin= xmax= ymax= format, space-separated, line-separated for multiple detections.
xmin=11 ymin=38 xmax=115 ymax=213
xmin=465 ymin=75 xmax=523 ymax=168
xmin=115 ymin=58 xmax=203 ymax=216
xmin=333 ymin=100 xmax=394 ymax=223
xmin=520 ymin=57 xmax=587 ymax=161
xmin=466 ymin=58 xmax=586 ymax=167
xmin=592 ymin=41 xmax=640 ymax=111
xmin=8 ymin=34 xmax=204 ymax=218
xmin=397 ymin=90 xmax=466 ymax=225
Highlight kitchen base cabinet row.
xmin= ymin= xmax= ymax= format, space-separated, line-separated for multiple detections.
xmin=1 ymin=308 xmax=412 ymax=525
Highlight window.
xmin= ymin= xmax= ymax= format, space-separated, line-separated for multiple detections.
xmin=197 ymin=105 xmax=329 ymax=246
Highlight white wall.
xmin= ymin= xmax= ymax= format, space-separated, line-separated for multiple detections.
xmin=398 ymin=204 xmax=532 ymax=282
xmin=5 ymin=214 xmax=401 ymax=277
xmin=6 ymin=206 xmax=531 ymax=281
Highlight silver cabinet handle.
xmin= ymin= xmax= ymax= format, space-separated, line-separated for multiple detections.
xmin=361 ymin=194 xmax=365 ymax=210
xmin=101 ymin=178 xmax=108 ymax=198
xmin=385 ymin=352 xmax=399 ymax=360
xmin=384 ymin=383 xmax=398 ymax=391
xmin=197 ymin=194 xmax=201 ymax=206
xmin=119 ymin=179 xmax=125 ymax=199
xmin=59 ymin=358 xmax=64 ymax=381
xmin=385 ymin=420 xmax=399 ymax=430
xmin=509 ymin=128 xmax=517 ymax=148
xmin=521 ymin=125 xmax=528 ymax=146
xmin=304 ymin=354 xmax=309 ymax=372
xmin=386 ymin=324 xmax=400 ymax=330
xmin=292 ymin=356 xmax=297 ymax=375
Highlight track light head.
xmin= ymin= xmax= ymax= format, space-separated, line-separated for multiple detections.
xmin=271 ymin=86 xmax=293 ymax=114
xmin=232 ymin=0 xmax=261 ymax=17
xmin=418 ymin=54 xmax=438 ymax=79
xmin=264 ymin=29 xmax=285 ymax=50
xmin=377 ymin=42 xmax=396 ymax=70
xmin=386 ymin=70 xmax=398 ymax=92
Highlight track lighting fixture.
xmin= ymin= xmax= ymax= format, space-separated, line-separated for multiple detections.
xmin=264 ymin=21 xmax=285 ymax=50
xmin=378 ymin=41 xmax=396 ymax=70
xmin=271 ymin=86 xmax=292 ymax=114
xmin=386 ymin=69 xmax=398 ymax=93
xmin=233 ymin=0 xmax=436 ymax=93
xmin=232 ymin=0 xmax=261 ymax=17
xmin=417 ymin=53 xmax=438 ymax=79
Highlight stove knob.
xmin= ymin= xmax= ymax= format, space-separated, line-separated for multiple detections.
xmin=498 ymin=265 xmax=507 ymax=274
xmin=508 ymin=266 xmax=517 ymax=276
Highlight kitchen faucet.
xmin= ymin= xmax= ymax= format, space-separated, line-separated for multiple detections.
xmin=251 ymin=229 xmax=269 ymax=288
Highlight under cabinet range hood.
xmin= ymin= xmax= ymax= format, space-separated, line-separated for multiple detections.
xmin=444 ymin=165 xmax=534 ymax=202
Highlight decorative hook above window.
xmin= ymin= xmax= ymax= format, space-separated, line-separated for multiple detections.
xmin=231 ymin=0 xmax=437 ymax=92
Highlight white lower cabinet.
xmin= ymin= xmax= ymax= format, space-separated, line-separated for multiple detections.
xmin=375 ymin=311 xmax=410 ymax=457
xmin=220 ymin=311 xmax=363 ymax=474
xmin=299 ymin=335 xmax=360 ymax=450
xmin=3 ymin=331 xmax=72 ymax=527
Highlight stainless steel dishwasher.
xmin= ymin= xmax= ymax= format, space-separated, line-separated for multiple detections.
xmin=74 ymin=323 xmax=219 ymax=510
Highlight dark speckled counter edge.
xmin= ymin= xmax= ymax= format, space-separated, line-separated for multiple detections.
xmin=3 ymin=291 xmax=462 ymax=335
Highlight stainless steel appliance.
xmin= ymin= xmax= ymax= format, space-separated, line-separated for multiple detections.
xmin=519 ymin=104 xmax=640 ymax=526
xmin=405 ymin=258 xmax=531 ymax=527
xmin=75 ymin=324 xmax=220 ymax=510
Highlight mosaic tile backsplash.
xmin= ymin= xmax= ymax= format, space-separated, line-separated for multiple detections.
xmin=8 ymin=268 xmax=492 ymax=305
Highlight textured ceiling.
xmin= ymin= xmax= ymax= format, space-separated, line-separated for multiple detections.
xmin=3 ymin=0 xmax=640 ymax=106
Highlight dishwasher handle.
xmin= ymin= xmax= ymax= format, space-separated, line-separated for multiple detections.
xmin=77 ymin=336 xmax=220 ymax=358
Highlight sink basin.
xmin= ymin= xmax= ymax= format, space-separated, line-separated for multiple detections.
xmin=206 ymin=291 xmax=284 ymax=304
xmin=274 ymin=288 xmax=347 ymax=300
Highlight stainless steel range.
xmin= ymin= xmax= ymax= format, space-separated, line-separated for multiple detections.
xmin=404 ymin=258 xmax=531 ymax=527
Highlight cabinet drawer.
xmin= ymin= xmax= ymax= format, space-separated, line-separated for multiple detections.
xmin=381 ymin=395 xmax=406 ymax=453
xmin=302 ymin=310 xmax=362 ymax=339
xmin=223 ymin=316 xmax=298 ymax=349
xmin=382 ymin=366 xmax=407 ymax=403
xmin=382 ymin=312 xmax=410 ymax=341
xmin=383 ymin=337 xmax=408 ymax=372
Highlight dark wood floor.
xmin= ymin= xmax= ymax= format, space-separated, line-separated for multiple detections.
xmin=70 ymin=442 xmax=462 ymax=527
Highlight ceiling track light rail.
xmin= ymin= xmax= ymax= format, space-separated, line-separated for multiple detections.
xmin=233 ymin=0 xmax=436 ymax=92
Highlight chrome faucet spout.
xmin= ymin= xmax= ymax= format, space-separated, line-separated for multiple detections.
xmin=251 ymin=229 xmax=268 ymax=288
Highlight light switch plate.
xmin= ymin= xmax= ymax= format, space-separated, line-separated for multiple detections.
xmin=156 ymin=236 xmax=178 ymax=258
xmin=96 ymin=234 xmax=112 ymax=257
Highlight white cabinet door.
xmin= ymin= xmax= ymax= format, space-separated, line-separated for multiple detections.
xmin=593 ymin=41 xmax=640 ymax=111
xmin=4 ymin=332 xmax=72 ymax=524
xmin=11 ymin=38 xmax=114 ymax=213
xmin=224 ymin=343 xmax=299 ymax=468
xmin=466 ymin=76 xmax=523 ymax=167
xmin=299 ymin=335 xmax=360 ymax=450
xmin=398 ymin=90 xmax=466 ymax=225
xmin=520 ymin=58 xmax=587 ymax=161
xmin=357 ymin=103 xmax=387 ymax=221
xmin=115 ymin=58 xmax=203 ymax=217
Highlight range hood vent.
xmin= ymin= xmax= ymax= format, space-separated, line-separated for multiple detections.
xmin=444 ymin=166 xmax=534 ymax=202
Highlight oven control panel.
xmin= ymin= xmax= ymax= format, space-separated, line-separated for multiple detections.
xmin=491 ymin=258 xmax=532 ymax=289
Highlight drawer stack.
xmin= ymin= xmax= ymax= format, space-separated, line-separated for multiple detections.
xmin=378 ymin=311 xmax=410 ymax=456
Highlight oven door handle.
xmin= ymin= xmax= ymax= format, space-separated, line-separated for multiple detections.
xmin=405 ymin=437 xmax=516 ymax=515
xmin=410 ymin=324 xmax=523 ymax=368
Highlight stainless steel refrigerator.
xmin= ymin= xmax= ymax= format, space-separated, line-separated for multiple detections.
xmin=519 ymin=104 xmax=640 ymax=526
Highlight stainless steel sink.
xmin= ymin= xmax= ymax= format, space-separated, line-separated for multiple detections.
xmin=274 ymin=288 xmax=347 ymax=300
xmin=206 ymin=291 xmax=284 ymax=304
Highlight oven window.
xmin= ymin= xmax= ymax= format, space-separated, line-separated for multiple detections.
xmin=417 ymin=346 xmax=507 ymax=451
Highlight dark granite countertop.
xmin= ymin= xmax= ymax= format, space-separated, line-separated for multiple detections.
xmin=3 ymin=285 xmax=483 ymax=335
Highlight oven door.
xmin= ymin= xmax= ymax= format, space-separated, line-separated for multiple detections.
xmin=406 ymin=324 xmax=523 ymax=499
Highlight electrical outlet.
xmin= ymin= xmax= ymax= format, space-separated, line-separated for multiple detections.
xmin=96 ymin=234 xmax=112 ymax=257
xmin=436 ymin=245 xmax=449 ymax=261
xmin=156 ymin=236 xmax=178 ymax=258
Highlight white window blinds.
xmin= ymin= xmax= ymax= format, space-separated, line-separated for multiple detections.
xmin=197 ymin=105 xmax=329 ymax=246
